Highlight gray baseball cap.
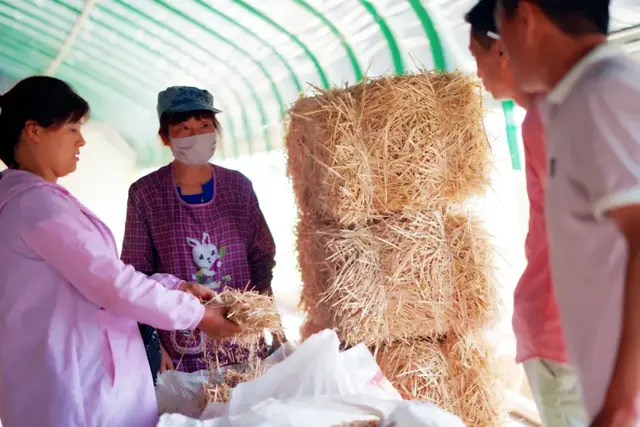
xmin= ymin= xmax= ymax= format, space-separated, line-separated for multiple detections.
xmin=157 ymin=86 xmax=222 ymax=119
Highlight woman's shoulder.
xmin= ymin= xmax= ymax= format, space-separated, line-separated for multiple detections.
xmin=128 ymin=165 xmax=171 ymax=199
xmin=0 ymin=170 xmax=71 ymax=214
xmin=214 ymin=165 xmax=253 ymax=190
xmin=3 ymin=183 xmax=77 ymax=229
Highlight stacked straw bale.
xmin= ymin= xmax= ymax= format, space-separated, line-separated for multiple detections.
xmin=286 ymin=72 xmax=503 ymax=425
xmin=286 ymin=72 xmax=490 ymax=225
xmin=297 ymin=210 xmax=496 ymax=346
xmin=374 ymin=333 xmax=503 ymax=426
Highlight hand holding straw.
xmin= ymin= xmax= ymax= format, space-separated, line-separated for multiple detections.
xmin=197 ymin=304 xmax=242 ymax=339
xmin=178 ymin=282 xmax=243 ymax=339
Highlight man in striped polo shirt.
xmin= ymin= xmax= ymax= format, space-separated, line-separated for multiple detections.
xmin=496 ymin=0 xmax=640 ymax=425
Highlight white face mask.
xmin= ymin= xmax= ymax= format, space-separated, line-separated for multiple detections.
xmin=169 ymin=132 xmax=217 ymax=165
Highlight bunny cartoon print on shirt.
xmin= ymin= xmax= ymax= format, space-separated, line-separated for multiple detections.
xmin=186 ymin=232 xmax=231 ymax=289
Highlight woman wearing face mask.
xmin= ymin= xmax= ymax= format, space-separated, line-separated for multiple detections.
xmin=0 ymin=77 xmax=241 ymax=427
xmin=122 ymin=86 xmax=282 ymax=378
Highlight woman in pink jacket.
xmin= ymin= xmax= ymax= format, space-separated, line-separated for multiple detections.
xmin=0 ymin=77 xmax=240 ymax=427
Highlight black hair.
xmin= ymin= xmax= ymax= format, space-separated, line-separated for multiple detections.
xmin=158 ymin=110 xmax=221 ymax=138
xmin=499 ymin=0 xmax=610 ymax=35
xmin=465 ymin=0 xmax=499 ymax=50
xmin=0 ymin=76 xmax=89 ymax=168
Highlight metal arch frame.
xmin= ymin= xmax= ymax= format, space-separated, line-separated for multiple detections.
xmin=407 ymin=0 xmax=447 ymax=72
xmin=153 ymin=0 xmax=278 ymax=155
xmin=359 ymin=0 xmax=405 ymax=74
xmin=228 ymin=0 xmax=329 ymax=89
xmin=0 ymin=50 xmax=109 ymax=123
xmin=0 ymin=4 xmax=153 ymax=108
xmin=54 ymin=0 xmax=247 ymax=160
xmin=0 ymin=0 xmax=238 ymax=163
xmin=195 ymin=0 xmax=304 ymax=94
xmin=90 ymin=2 xmax=243 ymax=153
xmin=155 ymin=0 xmax=286 ymax=129
xmin=2 ymin=0 xmax=524 ymax=169
xmin=293 ymin=0 xmax=364 ymax=82
xmin=0 ymin=32 xmax=148 ymax=107
xmin=101 ymin=0 xmax=268 ymax=159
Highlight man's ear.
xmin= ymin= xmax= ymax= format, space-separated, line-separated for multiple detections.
xmin=498 ymin=44 xmax=510 ymax=68
xmin=519 ymin=0 xmax=539 ymax=44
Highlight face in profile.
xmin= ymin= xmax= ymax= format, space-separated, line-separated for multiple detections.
xmin=24 ymin=119 xmax=86 ymax=179
xmin=495 ymin=1 xmax=547 ymax=93
xmin=469 ymin=33 xmax=512 ymax=100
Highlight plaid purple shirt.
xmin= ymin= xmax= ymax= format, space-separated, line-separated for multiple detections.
xmin=121 ymin=164 xmax=275 ymax=372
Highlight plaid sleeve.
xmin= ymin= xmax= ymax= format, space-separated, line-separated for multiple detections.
xmin=121 ymin=186 xmax=157 ymax=275
xmin=246 ymin=184 xmax=276 ymax=292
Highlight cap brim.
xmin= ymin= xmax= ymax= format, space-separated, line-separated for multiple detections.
xmin=161 ymin=102 xmax=222 ymax=116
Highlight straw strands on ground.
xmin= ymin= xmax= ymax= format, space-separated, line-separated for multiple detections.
xmin=297 ymin=210 xmax=497 ymax=345
xmin=375 ymin=334 xmax=504 ymax=427
xmin=285 ymin=72 xmax=490 ymax=226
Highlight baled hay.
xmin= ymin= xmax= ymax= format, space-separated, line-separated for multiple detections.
xmin=297 ymin=210 xmax=497 ymax=346
xmin=285 ymin=72 xmax=490 ymax=226
xmin=213 ymin=287 xmax=283 ymax=339
xmin=442 ymin=335 xmax=505 ymax=427
xmin=296 ymin=218 xmax=334 ymax=329
xmin=376 ymin=335 xmax=503 ymax=427
xmin=375 ymin=338 xmax=449 ymax=403
xmin=203 ymin=360 xmax=268 ymax=403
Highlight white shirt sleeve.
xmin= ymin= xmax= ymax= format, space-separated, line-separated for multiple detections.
xmin=578 ymin=68 xmax=640 ymax=219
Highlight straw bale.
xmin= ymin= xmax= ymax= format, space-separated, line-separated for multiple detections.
xmin=296 ymin=218 xmax=334 ymax=329
xmin=285 ymin=72 xmax=490 ymax=226
xmin=375 ymin=334 xmax=504 ymax=427
xmin=296 ymin=210 xmax=496 ymax=346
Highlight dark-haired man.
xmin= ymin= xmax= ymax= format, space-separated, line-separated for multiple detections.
xmin=495 ymin=0 xmax=640 ymax=425
xmin=465 ymin=1 xmax=587 ymax=425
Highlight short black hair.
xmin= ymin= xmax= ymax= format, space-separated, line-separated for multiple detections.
xmin=158 ymin=109 xmax=221 ymax=138
xmin=499 ymin=0 xmax=610 ymax=35
xmin=465 ymin=0 xmax=499 ymax=50
xmin=0 ymin=76 xmax=89 ymax=168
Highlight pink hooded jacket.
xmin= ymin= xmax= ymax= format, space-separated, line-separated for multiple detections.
xmin=0 ymin=169 xmax=205 ymax=427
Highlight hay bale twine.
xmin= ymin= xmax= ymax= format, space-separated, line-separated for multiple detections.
xmin=285 ymin=72 xmax=490 ymax=226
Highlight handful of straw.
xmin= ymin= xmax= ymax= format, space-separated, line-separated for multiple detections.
xmin=209 ymin=287 xmax=283 ymax=338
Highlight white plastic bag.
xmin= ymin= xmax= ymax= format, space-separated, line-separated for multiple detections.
xmin=157 ymin=330 xmax=464 ymax=427
xmin=381 ymin=401 xmax=466 ymax=427
xmin=340 ymin=344 xmax=402 ymax=400
xmin=156 ymin=370 xmax=210 ymax=419
xmin=263 ymin=341 xmax=297 ymax=367
xmin=160 ymin=396 xmax=464 ymax=427
xmin=228 ymin=329 xmax=397 ymax=415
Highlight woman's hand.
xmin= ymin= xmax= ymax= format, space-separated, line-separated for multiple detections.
xmin=159 ymin=343 xmax=174 ymax=373
xmin=178 ymin=282 xmax=216 ymax=301
xmin=197 ymin=303 xmax=242 ymax=339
